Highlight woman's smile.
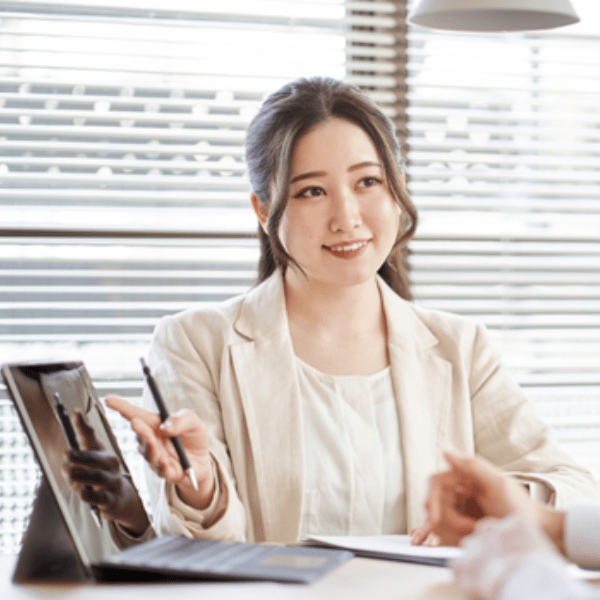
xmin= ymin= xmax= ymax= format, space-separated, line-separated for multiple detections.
xmin=323 ymin=239 xmax=370 ymax=259
xmin=278 ymin=116 xmax=400 ymax=290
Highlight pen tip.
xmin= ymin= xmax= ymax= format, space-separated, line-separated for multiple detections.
xmin=188 ymin=469 xmax=199 ymax=491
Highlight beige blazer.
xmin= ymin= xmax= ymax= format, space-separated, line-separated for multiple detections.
xmin=143 ymin=271 xmax=600 ymax=543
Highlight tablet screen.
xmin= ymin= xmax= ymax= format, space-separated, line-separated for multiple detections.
xmin=2 ymin=362 xmax=141 ymax=568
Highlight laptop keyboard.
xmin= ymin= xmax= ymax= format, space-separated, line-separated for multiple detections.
xmin=108 ymin=535 xmax=272 ymax=573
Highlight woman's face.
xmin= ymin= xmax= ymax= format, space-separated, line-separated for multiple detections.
xmin=276 ymin=117 xmax=400 ymax=290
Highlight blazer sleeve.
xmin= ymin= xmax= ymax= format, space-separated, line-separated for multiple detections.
xmin=468 ymin=322 xmax=600 ymax=507
xmin=141 ymin=312 xmax=247 ymax=541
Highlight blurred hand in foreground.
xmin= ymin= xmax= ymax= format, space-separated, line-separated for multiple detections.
xmin=410 ymin=452 xmax=536 ymax=547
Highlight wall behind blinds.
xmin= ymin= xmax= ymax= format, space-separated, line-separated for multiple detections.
xmin=0 ymin=0 xmax=407 ymax=553
xmin=406 ymin=1 xmax=600 ymax=482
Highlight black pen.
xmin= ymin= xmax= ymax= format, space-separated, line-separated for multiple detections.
xmin=53 ymin=392 xmax=103 ymax=528
xmin=140 ymin=358 xmax=198 ymax=491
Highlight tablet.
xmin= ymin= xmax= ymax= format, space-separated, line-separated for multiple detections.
xmin=2 ymin=361 xmax=353 ymax=583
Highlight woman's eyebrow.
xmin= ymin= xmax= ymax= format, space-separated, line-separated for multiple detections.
xmin=290 ymin=161 xmax=382 ymax=184
xmin=348 ymin=160 xmax=383 ymax=172
xmin=290 ymin=170 xmax=326 ymax=184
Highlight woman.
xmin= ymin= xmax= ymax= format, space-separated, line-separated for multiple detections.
xmin=66 ymin=77 xmax=600 ymax=544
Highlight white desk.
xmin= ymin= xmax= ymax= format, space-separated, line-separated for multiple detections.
xmin=1 ymin=553 xmax=463 ymax=600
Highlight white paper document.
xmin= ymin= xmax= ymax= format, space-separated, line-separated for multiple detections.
xmin=304 ymin=534 xmax=463 ymax=567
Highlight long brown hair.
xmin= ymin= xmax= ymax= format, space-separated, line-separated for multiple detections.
xmin=245 ymin=77 xmax=418 ymax=300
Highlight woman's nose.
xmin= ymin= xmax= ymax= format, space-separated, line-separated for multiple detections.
xmin=329 ymin=190 xmax=362 ymax=232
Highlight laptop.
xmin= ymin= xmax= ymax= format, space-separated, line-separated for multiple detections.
xmin=1 ymin=360 xmax=353 ymax=584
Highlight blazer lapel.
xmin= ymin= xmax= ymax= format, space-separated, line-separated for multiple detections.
xmin=379 ymin=280 xmax=453 ymax=530
xmin=229 ymin=274 xmax=305 ymax=543
xmin=226 ymin=273 xmax=452 ymax=539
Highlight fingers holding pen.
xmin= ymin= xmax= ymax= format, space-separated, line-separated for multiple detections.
xmin=104 ymin=393 xmax=178 ymax=475
xmin=132 ymin=410 xmax=215 ymax=511
xmin=158 ymin=409 xmax=210 ymax=455
xmin=130 ymin=416 xmax=169 ymax=472
xmin=106 ymin=392 xmax=214 ymax=507
xmin=128 ymin=412 xmax=193 ymax=484
xmin=105 ymin=394 xmax=208 ymax=455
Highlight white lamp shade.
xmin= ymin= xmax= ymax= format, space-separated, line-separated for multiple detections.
xmin=407 ymin=0 xmax=580 ymax=32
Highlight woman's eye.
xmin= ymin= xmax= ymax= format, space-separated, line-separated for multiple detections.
xmin=358 ymin=176 xmax=382 ymax=188
xmin=295 ymin=186 xmax=324 ymax=199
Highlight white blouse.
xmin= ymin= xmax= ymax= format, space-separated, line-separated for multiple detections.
xmin=295 ymin=357 xmax=406 ymax=537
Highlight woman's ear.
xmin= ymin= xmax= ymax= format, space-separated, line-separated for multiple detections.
xmin=251 ymin=193 xmax=269 ymax=234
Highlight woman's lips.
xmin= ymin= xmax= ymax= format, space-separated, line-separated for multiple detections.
xmin=324 ymin=239 xmax=369 ymax=259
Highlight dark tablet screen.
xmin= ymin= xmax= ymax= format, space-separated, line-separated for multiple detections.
xmin=1 ymin=361 xmax=143 ymax=570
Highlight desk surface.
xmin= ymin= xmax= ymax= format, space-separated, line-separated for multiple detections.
xmin=1 ymin=553 xmax=463 ymax=600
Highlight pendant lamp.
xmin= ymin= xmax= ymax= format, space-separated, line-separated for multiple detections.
xmin=407 ymin=0 xmax=580 ymax=32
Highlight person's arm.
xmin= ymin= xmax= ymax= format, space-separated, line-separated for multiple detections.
xmin=139 ymin=314 xmax=248 ymax=540
xmin=452 ymin=514 xmax=599 ymax=600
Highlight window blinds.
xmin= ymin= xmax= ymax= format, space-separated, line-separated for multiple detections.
xmin=405 ymin=4 xmax=600 ymax=479
xmin=0 ymin=0 xmax=407 ymax=553
xmin=2 ymin=0 xmax=599 ymax=556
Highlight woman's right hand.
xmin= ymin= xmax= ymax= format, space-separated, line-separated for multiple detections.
xmin=104 ymin=395 xmax=216 ymax=510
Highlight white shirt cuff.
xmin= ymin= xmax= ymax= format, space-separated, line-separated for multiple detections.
xmin=565 ymin=503 xmax=600 ymax=570
xmin=167 ymin=455 xmax=229 ymax=534
xmin=499 ymin=554 xmax=597 ymax=600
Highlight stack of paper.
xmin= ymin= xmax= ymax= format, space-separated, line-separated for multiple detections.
xmin=304 ymin=534 xmax=463 ymax=567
